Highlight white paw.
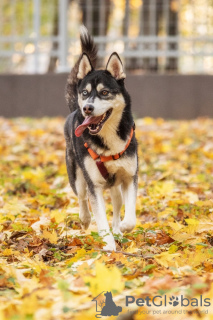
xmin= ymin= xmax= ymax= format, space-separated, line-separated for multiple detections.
xmin=112 ymin=218 xmax=122 ymax=235
xmin=79 ymin=212 xmax=91 ymax=230
xmin=101 ymin=233 xmax=116 ymax=251
xmin=112 ymin=226 xmax=123 ymax=236
xmin=120 ymin=219 xmax=136 ymax=233
xmin=103 ymin=243 xmax=116 ymax=251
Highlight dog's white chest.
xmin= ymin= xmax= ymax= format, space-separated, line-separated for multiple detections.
xmin=84 ymin=154 xmax=137 ymax=186
xmin=106 ymin=154 xmax=137 ymax=182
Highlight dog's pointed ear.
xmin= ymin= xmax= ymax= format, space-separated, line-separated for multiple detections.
xmin=77 ymin=53 xmax=93 ymax=79
xmin=106 ymin=52 xmax=126 ymax=80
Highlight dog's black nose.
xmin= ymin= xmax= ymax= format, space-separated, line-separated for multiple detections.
xmin=83 ymin=104 xmax=94 ymax=115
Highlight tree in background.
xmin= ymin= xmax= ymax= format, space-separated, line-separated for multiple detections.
xmin=0 ymin=0 xmax=212 ymax=74
xmin=48 ymin=0 xmax=59 ymax=72
xmin=79 ymin=0 xmax=111 ymax=67
xmin=138 ymin=0 xmax=178 ymax=72
xmin=166 ymin=0 xmax=178 ymax=71
xmin=48 ymin=0 xmax=111 ymax=71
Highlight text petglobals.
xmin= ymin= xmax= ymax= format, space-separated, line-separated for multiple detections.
xmin=126 ymin=295 xmax=211 ymax=307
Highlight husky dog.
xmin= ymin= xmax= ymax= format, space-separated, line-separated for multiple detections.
xmin=64 ymin=26 xmax=138 ymax=250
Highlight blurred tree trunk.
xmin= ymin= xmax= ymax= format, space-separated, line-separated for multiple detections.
xmin=140 ymin=0 xmax=159 ymax=71
xmin=47 ymin=0 xmax=59 ymax=73
xmin=80 ymin=0 xmax=110 ymax=36
xmin=166 ymin=0 xmax=178 ymax=71
xmin=79 ymin=0 xmax=111 ymax=67
xmin=123 ymin=0 xmax=131 ymax=69
xmin=138 ymin=0 xmax=178 ymax=72
xmin=48 ymin=0 xmax=111 ymax=72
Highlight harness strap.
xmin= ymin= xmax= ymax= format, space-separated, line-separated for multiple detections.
xmin=84 ymin=126 xmax=134 ymax=163
xmin=84 ymin=124 xmax=135 ymax=180
xmin=84 ymin=143 xmax=99 ymax=160
xmin=96 ymin=161 xmax=109 ymax=180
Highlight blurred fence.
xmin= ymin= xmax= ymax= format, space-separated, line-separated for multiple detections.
xmin=0 ymin=0 xmax=213 ymax=74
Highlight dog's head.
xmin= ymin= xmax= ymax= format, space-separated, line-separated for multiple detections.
xmin=75 ymin=53 xmax=127 ymax=137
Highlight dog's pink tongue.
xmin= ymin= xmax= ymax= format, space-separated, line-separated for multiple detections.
xmin=75 ymin=115 xmax=103 ymax=137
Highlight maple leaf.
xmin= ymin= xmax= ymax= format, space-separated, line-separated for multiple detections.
xmin=83 ymin=261 xmax=124 ymax=296
xmin=42 ymin=229 xmax=58 ymax=244
xmin=154 ymin=252 xmax=181 ymax=268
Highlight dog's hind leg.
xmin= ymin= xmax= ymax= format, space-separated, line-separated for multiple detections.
xmin=75 ymin=167 xmax=91 ymax=230
xmin=89 ymin=188 xmax=116 ymax=251
xmin=110 ymin=185 xmax=123 ymax=235
xmin=120 ymin=176 xmax=137 ymax=233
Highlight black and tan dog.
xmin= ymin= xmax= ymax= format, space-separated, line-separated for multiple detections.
xmin=64 ymin=26 xmax=138 ymax=250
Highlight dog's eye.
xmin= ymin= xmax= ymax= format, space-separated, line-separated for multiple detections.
xmin=101 ymin=90 xmax=109 ymax=96
xmin=82 ymin=90 xmax=88 ymax=96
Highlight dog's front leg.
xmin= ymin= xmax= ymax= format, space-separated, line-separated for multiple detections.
xmin=120 ymin=178 xmax=137 ymax=233
xmin=89 ymin=188 xmax=116 ymax=251
xmin=110 ymin=185 xmax=123 ymax=235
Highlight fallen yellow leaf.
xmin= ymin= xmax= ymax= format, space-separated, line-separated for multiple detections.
xmin=42 ymin=230 xmax=58 ymax=244
xmin=83 ymin=261 xmax=124 ymax=296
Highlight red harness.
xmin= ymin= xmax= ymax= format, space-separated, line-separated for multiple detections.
xmin=84 ymin=125 xmax=135 ymax=180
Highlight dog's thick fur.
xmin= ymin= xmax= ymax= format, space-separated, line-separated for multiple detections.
xmin=64 ymin=26 xmax=138 ymax=250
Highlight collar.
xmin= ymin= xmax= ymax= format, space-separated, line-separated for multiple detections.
xmin=83 ymin=124 xmax=135 ymax=180
xmin=84 ymin=125 xmax=135 ymax=163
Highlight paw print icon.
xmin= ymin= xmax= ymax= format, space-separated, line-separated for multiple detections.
xmin=169 ymin=296 xmax=179 ymax=307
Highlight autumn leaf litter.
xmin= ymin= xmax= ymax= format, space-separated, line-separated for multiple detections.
xmin=0 ymin=116 xmax=213 ymax=319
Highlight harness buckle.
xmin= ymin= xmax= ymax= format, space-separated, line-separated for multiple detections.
xmin=112 ymin=153 xmax=121 ymax=160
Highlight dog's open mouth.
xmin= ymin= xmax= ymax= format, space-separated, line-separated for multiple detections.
xmin=75 ymin=108 xmax=112 ymax=137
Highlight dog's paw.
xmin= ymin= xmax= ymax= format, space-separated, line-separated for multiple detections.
xmin=112 ymin=226 xmax=123 ymax=236
xmin=102 ymin=233 xmax=116 ymax=251
xmin=112 ymin=219 xmax=122 ymax=235
xmin=103 ymin=242 xmax=116 ymax=251
xmin=79 ymin=212 xmax=91 ymax=230
xmin=120 ymin=219 xmax=136 ymax=233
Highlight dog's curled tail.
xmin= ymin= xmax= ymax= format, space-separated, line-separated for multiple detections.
xmin=79 ymin=25 xmax=97 ymax=67
xmin=66 ymin=26 xmax=97 ymax=112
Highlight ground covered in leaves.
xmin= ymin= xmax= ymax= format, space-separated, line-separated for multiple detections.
xmin=1 ymin=117 xmax=213 ymax=320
